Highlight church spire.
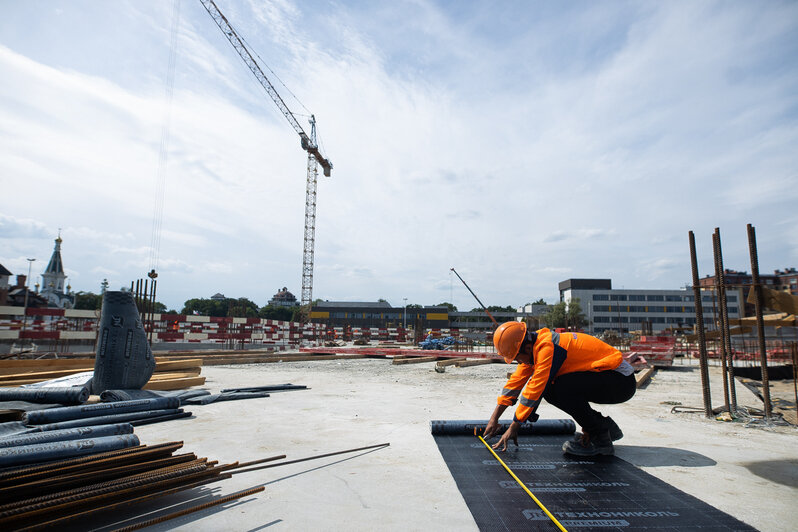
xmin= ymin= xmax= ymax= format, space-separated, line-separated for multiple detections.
xmin=42 ymin=233 xmax=66 ymax=293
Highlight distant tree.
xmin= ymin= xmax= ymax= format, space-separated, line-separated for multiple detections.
xmin=181 ymin=298 xmax=228 ymax=317
xmin=259 ymin=304 xmax=295 ymax=321
xmin=475 ymin=305 xmax=515 ymax=312
xmin=436 ymin=302 xmax=458 ymax=312
xmin=530 ymin=298 xmax=547 ymax=305
xmin=74 ymin=291 xmax=102 ymax=310
xmin=567 ymin=298 xmax=587 ymax=330
xmin=542 ymin=299 xmax=587 ymax=330
xmin=541 ymin=301 xmax=568 ymax=328
xmin=406 ymin=303 xmax=422 ymax=309
xmin=228 ymin=297 xmax=259 ymax=318
xmin=378 ymin=298 xmax=388 ymax=303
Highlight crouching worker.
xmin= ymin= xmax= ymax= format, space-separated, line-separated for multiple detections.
xmin=483 ymin=321 xmax=636 ymax=456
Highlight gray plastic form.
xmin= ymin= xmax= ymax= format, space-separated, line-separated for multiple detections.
xmin=91 ymin=291 xmax=155 ymax=394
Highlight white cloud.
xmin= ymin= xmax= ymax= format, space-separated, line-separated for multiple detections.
xmin=0 ymin=1 xmax=796 ymax=311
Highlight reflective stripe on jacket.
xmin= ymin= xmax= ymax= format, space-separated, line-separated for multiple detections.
xmin=496 ymin=328 xmax=623 ymax=423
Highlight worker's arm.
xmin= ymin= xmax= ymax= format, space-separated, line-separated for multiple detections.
xmin=484 ymin=363 xmax=534 ymax=439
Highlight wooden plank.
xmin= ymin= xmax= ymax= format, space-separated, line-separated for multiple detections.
xmin=635 ymin=366 xmax=656 ymax=388
xmin=143 ymin=377 xmax=206 ymax=391
xmin=436 ymin=358 xmax=467 ymax=368
xmin=0 ymin=368 xmax=92 ymax=381
xmin=199 ymin=354 xmax=369 ymax=366
xmin=154 ymin=359 xmax=204 ymax=372
xmin=0 ymin=358 xmax=95 ymax=369
xmin=392 ymin=356 xmax=438 ymax=365
xmin=455 ymin=359 xmax=497 ymax=368
xmin=147 ymin=369 xmax=202 ymax=380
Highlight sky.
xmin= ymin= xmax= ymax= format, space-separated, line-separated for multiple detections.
xmin=1 ymin=0 xmax=796 ymax=312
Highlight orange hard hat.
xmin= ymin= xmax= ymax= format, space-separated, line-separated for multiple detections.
xmin=493 ymin=321 xmax=527 ymax=363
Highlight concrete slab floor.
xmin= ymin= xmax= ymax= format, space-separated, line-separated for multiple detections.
xmin=115 ymin=359 xmax=796 ymax=532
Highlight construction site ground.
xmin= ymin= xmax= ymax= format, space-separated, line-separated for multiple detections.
xmin=125 ymin=355 xmax=797 ymax=532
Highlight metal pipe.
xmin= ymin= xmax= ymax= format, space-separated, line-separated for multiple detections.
xmin=689 ymin=230 xmax=713 ymax=418
xmin=746 ymin=223 xmax=772 ymax=419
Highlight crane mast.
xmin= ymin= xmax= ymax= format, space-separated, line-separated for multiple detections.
xmin=199 ymin=0 xmax=332 ymax=309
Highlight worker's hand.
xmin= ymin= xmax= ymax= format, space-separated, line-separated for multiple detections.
xmin=491 ymin=421 xmax=520 ymax=452
xmin=483 ymin=418 xmax=500 ymax=439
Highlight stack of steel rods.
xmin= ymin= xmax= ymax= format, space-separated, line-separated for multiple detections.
xmin=0 ymin=441 xmax=234 ymax=530
xmin=0 ymin=440 xmax=391 ymax=530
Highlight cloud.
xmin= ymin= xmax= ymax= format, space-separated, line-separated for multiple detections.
xmin=543 ymin=229 xmax=611 ymax=243
xmin=0 ymin=215 xmax=51 ymax=239
xmin=0 ymin=1 xmax=796 ymax=311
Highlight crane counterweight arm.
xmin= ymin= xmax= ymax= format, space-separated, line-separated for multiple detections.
xmin=199 ymin=0 xmax=332 ymax=176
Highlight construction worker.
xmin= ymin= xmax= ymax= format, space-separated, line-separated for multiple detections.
xmin=483 ymin=321 xmax=636 ymax=456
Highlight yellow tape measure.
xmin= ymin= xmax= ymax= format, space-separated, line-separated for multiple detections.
xmin=477 ymin=435 xmax=568 ymax=532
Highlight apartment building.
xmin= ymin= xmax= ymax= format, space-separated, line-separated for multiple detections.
xmin=558 ymin=279 xmax=743 ymax=335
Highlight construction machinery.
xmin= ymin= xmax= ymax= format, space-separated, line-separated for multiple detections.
xmin=199 ymin=0 xmax=333 ymax=310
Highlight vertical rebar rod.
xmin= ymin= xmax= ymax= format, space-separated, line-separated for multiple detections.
xmin=746 ymin=223 xmax=772 ymax=419
xmin=712 ymin=232 xmax=731 ymax=413
xmin=715 ymin=228 xmax=738 ymax=411
xmin=792 ymin=342 xmax=797 ymax=421
xmin=689 ymin=231 xmax=713 ymax=417
xmin=149 ymin=279 xmax=157 ymax=345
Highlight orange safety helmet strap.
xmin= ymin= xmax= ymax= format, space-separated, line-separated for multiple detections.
xmin=493 ymin=321 xmax=527 ymax=363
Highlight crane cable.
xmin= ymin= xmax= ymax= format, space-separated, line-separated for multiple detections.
xmin=149 ymin=0 xmax=181 ymax=273
xmin=477 ymin=435 xmax=568 ymax=532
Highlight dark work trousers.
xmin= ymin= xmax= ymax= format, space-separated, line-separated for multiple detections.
xmin=543 ymin=370 xmax=636 ymax=433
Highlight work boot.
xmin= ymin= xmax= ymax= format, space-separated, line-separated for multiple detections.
xmin=562 ymin=430 xmax=614 ymax=456
xmin=604 ymin=416 xmax=623 ymax=441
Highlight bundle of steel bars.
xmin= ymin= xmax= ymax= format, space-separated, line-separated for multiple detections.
xmin=0 ymin=441 xmax=235 ymax=530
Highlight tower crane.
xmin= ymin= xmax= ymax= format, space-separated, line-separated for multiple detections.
xmin=199 ymin=0 xmax=332 ymax=311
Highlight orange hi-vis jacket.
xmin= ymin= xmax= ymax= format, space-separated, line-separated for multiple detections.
xmin=498 ymin=328 xmax=623 ymax=423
